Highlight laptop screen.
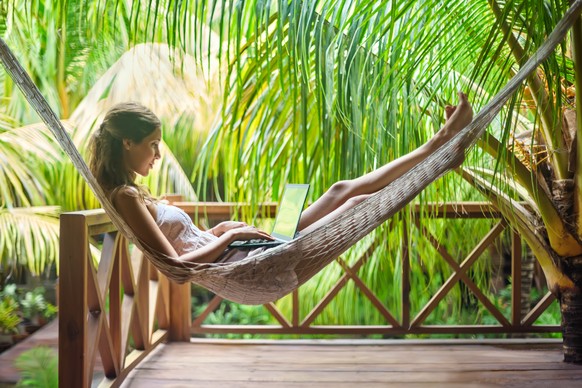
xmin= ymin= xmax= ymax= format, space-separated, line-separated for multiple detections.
xmin=271 ymin=184 xmax=310 ymax=241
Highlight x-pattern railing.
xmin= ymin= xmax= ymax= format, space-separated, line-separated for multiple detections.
xmin=59 ymin=201 xmax=560 ymax=388
xmin=59 ymin=212 xmax=178 ymax=388
xmin=189 ymin=202 xmax=559 ymax=336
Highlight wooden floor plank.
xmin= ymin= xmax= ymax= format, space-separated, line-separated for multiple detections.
xmin=120 ymin=340 xmax=582 ymax=387
xmin=125 ymin=369 xmax=582 ymax=383
xmin=122 ymin=379 xmax=492 ymax=388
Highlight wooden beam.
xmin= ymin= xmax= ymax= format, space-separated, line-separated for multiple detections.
xmin=522 ymin=291 xmax=557 ymax=327
xmin=136 ymin=256 xmax=150 ymax=347
xmin=192 ymin=295 xmax=223 ymax=327
xmin=411 ymin=222 xmax=507 ymax=327
xmin=190 ymin=324 xmax=560 ymax=335
xmin=97 ymin=233 xmax=117 ymax=303
xmin=59 ymin=213 xmax=90 ymax=388
xmin=337 ymin=258 xmax=401 ymax=327
xmin=300 ymin=245 xmax=376 ymax=328
xmin=265 ymin=303 xmax=292 ymax=328
xmin=109 ymin=237 xmax=122 ymax=373
xmin=414 ymin=219 xmax=510 ymax=327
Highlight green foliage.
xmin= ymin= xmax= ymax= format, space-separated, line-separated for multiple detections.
xmin=193 ymin=300 xmax=270 ymax=339
xmin=482 ymin=287 xmax=561 ymax=335
xmin=14 ymin=346 xmax=58 ymax=388
xmin=0 ymin=207 xmax=60 ymax=278
xmin=0 ymin=284 xmax=21 ymax=335
xmin=0 ymin=299 xmax=21 ymax=335
xmin=0 ymin=285 xmax=57 ymax=326
xmin=20 ymin=287 xmax=55 ymax=321
xmin=1 ymin=0 xmax=212 ymax=275
xmin=0 ymin=283 xmax=19 ymax=309
xmin=43 ymin=303 xmax=57 ymax=320
xmin=1 ymin=0 xmax=579 ymax=334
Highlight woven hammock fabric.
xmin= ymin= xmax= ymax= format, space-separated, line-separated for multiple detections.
xmin=2 ymin=1 xmax=582 ymax=304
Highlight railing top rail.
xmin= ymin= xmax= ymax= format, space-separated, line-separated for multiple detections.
xmin=62 ymin=201 xmax=514 ymax=223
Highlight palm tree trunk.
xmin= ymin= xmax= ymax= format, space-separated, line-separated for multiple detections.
xmin=560 ymin=256 xmax=582 ymax=363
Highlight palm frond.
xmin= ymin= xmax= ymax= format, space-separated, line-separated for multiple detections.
xmin=461 ymin=166 xmax=573 ymax=289
xmin=0 ymin=206 xmax=60 ymax=277
xmin=0 ymin=121 xmax=65 ymax=207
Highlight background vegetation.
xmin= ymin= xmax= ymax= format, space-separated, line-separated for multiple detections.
xmin=1 ymin=0 xmax=572 ymax=334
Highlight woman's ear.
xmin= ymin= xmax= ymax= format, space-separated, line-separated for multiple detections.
xmin=122 ymin=139 xmax=132 ymax=150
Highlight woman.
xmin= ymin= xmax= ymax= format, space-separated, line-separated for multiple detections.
xmin=89 ymin=92 xmax=473 ymax=264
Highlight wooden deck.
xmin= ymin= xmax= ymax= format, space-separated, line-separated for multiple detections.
xmin=121 ymin=339 xmax=582 ymax=387
xmin=56 ymin=204 xmax=577 ymax=387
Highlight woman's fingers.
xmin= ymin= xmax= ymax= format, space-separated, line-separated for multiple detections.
xmin=237 ymin=226 xmax=275 ymax=240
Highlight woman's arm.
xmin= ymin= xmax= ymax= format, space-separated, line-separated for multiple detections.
xmin=113 ymin=188 xmax=272 ymax=264
xmin=180 ymin=225 xmax=273 ymax=263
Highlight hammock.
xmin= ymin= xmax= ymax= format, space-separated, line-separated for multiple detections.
xmin=2 ymin=1 xmax=581 ymax=305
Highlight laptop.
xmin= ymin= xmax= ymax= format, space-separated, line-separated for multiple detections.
xmin=228 ymin=183 xmax=310 ymax=248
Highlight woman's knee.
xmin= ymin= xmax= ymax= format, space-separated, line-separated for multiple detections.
xmin=327 ymin=180 xmax=356 ymax=201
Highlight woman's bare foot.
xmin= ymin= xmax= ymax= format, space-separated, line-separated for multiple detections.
xmin=431 ymin=91 xmax=474 ymax=166
xmin=433 ymin=92 xmax=473 ymax=147
xmin=437 ymin=91 xmax=473 ymax=142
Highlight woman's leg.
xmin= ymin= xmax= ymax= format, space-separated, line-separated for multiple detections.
xmin=298 ymin=91 xmax=473 ymax=232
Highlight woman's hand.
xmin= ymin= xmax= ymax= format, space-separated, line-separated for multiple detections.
xmin=209 ymin=221 xmax=247 ymax=237
xmin=225 ymin=225 xmax=274 ymax=242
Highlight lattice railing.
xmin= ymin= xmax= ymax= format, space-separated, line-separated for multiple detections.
xmin=186 ymin=202 xmax=560 ymax=336
xmin=59 ymin=210 xmax=190 ymax=388
xmin=58 ymin=201 xmax=560 ymax=387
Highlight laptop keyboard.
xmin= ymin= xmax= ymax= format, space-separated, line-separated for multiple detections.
xmin=230 ymin=239 xmax=281 ymax=247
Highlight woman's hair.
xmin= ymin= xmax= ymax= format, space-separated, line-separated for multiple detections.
xmin=89 ymin=102 xmax=161 ymax=198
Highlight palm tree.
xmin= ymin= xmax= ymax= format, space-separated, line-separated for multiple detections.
xmin=144 ymin=0 xmax=581 ymax=362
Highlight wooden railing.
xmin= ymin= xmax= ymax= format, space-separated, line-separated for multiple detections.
xmin=58 ymin=209 xmax=191 ymax=388
xmin=187 ymin=202 xmax=559 ymax=336
xmin=59 ymin=201 xmax=560 ymax=387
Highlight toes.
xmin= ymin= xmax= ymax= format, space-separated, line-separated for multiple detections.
xmin=445 ymin=105 xmax=456 ymax=120
xmin=458 ymin=91 xmax=469 ymax=105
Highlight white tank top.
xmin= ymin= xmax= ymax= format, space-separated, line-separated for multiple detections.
xmin=155 ymin=203 xmax=217 ymax=255
xmin=155 ymin=202 xmax=266 ymax=263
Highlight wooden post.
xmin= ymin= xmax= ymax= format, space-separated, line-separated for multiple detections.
xmin=511 ymin=231 xmax=522 ymax=325
xmin=169 ymin=282 xmax=191 ymax=341
xmin=167 ymin=194 xmax=191 ymax=342
xmin=59 ymin=213 xmax=90 ymax=388
xmin=402 ymin=217 xmax=410 ymax=329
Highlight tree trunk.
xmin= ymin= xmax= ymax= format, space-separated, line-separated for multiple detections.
xmin=560 ymin=256 xmax=582 ymax=364
xmin=511 ymin=249 xmax=535 ymax=339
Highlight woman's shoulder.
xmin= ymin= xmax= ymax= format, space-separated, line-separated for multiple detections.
xmin=110 ymin=185 xmax=142 ymax=207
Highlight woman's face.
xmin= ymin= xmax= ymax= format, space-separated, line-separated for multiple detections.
xmin=123 ymin=127 xmax=162 ymax=177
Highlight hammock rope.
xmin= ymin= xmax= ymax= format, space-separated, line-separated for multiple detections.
xmin=2 ymin=1 xmax=581 ymax=304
